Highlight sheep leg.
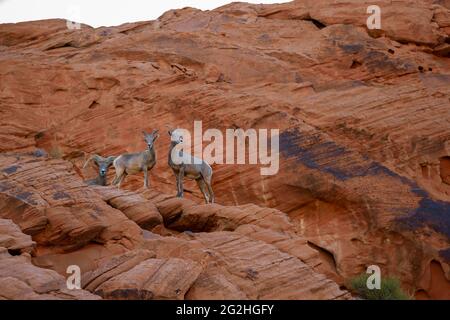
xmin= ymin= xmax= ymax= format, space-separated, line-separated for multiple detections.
xmin=117 ymin=173 xmax=126 ymax=190
xmin=205 ymin=176 xmax=215 ymax=203
xmin=112 ymin=166 xmax=125 ymax=185
xmin=196 ymin=178 xmax=210 ymax=204
xmin=111 ymin=174 xmax=119 ymax=185
xmin=177 ymin=166 xmax=185 ymax=198
xmin=143 ymin=166 xmax=149 ymax=189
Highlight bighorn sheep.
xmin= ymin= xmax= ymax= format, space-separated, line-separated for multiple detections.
xmin=83 ymin=154 xmax=116 ymax=186
xmin=168 ymin=128 xmax=215 ymax=203
xmin=111 ymin=130 xmax=159 ymax=189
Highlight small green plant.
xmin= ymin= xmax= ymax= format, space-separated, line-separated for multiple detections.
xmin=348 ymin=273 xmax=411 ymax=300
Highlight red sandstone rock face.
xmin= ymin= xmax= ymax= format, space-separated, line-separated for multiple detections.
xmin=0 ymin=247 xmax=99 ymax=300
xmin=0 ymin=154 xmax=143 ymax=252
xmin=0 ymin=218 xmax=35 ymax=254
xmin=0 ymin=1 xmax=450 ymax=299
xmin=0 ymin=152 xmax=350 ymax=300
xmin=92 ymin=186 xmax=163 ymax=230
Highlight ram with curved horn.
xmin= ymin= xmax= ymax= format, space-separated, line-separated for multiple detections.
xmin=83 ymin=154 xmax=116 ymax=186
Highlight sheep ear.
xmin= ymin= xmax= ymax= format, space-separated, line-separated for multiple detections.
xmin=168 ymin=130 xmax=172 ymax=136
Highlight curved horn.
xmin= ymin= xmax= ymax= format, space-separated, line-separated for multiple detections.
xmin=105 ymin=156 xmax=116 ymax=166
xmin=83 ymin=154 xmax=103 ymax=168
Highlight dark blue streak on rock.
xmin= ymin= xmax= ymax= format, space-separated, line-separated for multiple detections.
xmin=280 ymin=130 xmax=353 ymax=180
xmin=397 ymin=198 xmax=450 ymax=240
xmin=15 ymin=192 xmax=37 ymax=205
xmin=279 ymin=129 xmax=411 ymax=181
xmin=33 ymin=149 xmax=48 ymax=158
xmin=279 ymin=129 xmax=450 ymax=240
xmin=53 ymin=191 xmax=71 ymax=200
xmin=339 ymin=43 xmax=364 ymax=54
xmin=2 ymin=165 xmax=19 ymax=174
xmin=439 ymin=248 xmax=450 ymax=263
xmin=0 ymin=181 xmax=9 ymax=192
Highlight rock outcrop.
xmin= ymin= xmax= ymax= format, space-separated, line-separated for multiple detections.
xmin=0 ymin=153 xmax=350 ymax=299
xmin=0 ymin=218 xmax=35 ymax=255
xmin=0 ymin=153 xmax=143 ymax=253
xmin=0 ymin=246 xmax=98 ymax=299
xmin=0 ymin=0 xmax=449 ymax=299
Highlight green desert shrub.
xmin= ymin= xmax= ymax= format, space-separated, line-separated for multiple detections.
xmin=348 ymin=273 xmax=411 ymax=300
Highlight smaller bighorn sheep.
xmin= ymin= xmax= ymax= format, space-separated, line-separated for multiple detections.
xmin=83 ymin=154 xmax=116 ymax=186
xmin=168 ymin=128 xmax=215 ymax=203
xmin=112 ymin=130 xmax=159 ymax=189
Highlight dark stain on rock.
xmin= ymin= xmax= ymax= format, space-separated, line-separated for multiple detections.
xmin=88 ymin=211 xmax=102 ymax=221
xmin=53 ymin=191 xmax=71 ymax=200
xmin=96 ymin=288 xmax=154 ymax=300
xmin=15 ymin=192 xmax=37 ymax=205
xmin=397 ymin=198 xmax=450 ymax=241
xmin=258 ymin=33 xmax=270 ymax=42
xmin=439 ymin=248 xmax=450 ymax=263
xmin=34 ymin=131 xmax=45 ymax=140
xmin=2 ymin=165 xmax=19 ymax=174
xmin=350 ymin=59 xmax=362 ymax=69
xmin=33 ymin=149 xmax=48 ymax=158
xmin=279 ymin=128 xmax=450 ymax=240
xmin=0 ymin=181 xmax=9 ymax=192
xmin=280 ymin=129 xmax=428 ymax=187
xmin=339 ymin=43 xmax=363 ymax=54
xmin=245 ymin=268 xmax=258 ymax=281
xmin=363 ymin=50 xmax=414 ymax=74
xmin=280 ymin=129 xmax=389 ymax=181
